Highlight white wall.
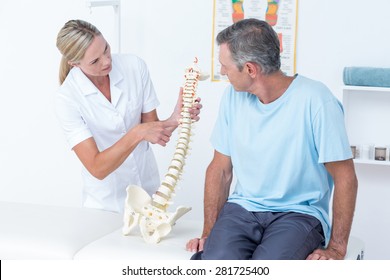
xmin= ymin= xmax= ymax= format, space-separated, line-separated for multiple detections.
xmin=295 ymin=1 xmax=390 ymax=260
xmin=0 ymin=0 xmax=389 ymax=259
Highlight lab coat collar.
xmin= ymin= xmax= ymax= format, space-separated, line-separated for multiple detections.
xmin=109 ymin=61 xmax=124 ymax=86
xmin=70 ymin=63 xmax=124 ymax=106
xmin=71 ymin=67 xmax=97 ymax=96
xmin=108 ymin=61 xmax=124 ymax=107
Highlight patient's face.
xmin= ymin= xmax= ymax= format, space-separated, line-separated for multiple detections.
xmin=219 ymin=43 xmax=252 ymax=92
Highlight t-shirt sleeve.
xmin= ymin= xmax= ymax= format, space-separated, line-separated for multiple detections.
xmin=313 ymin=97 xmax=353 ymax=163
xmin=210 ymin=87 xmax=232 ymax=156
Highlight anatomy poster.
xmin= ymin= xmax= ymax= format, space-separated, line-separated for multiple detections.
xmin=212 ymin=0 xmax=298 ymax=81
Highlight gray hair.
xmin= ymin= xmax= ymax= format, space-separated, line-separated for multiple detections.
xmin=56 ymin=19 xmax=101 ymax=84
xmin=216 ymin=18 xmax=281 ymax=75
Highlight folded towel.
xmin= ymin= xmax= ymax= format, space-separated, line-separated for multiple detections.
xmin=343 ymin=67 xmax=390 ymax=87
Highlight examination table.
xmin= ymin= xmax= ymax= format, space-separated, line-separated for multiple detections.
xmin=0 ymin=201 xmax=364 ymax=260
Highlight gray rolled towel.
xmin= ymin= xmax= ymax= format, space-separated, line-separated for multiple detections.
xmin=343 ymin=67 xmax=390 ymax=87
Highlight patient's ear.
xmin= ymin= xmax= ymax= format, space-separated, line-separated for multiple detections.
xmin=245 ymin=62 xmax=258 ymax=78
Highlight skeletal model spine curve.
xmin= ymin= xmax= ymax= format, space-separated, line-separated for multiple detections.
xmin=123 ymin=58 xmax=209 ymax=243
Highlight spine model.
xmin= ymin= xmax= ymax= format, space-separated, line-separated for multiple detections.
xmin=122 ymin=58 xmax=208 ymax=243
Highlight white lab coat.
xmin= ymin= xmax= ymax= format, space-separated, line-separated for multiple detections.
xmin=56 ymin=54 xmax=160 ymax=213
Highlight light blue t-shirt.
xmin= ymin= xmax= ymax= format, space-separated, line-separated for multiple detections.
xmin=210 ymin=75 xmax=352 ymax=244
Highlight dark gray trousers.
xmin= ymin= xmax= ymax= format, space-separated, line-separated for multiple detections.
xmin=191 ymin=202 xmax=325 ymax=260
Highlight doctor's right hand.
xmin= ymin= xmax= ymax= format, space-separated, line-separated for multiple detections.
xmin=136 ymin=120 xmax=178 ymax=147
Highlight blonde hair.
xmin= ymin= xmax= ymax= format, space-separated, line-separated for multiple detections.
xmin=56 ymin=19 xmax=101 ymax=84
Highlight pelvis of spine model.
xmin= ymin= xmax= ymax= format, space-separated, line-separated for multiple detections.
xmin=123 ymin=58 xmax=209 ymax=244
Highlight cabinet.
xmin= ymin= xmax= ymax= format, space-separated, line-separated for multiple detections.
xmin=342 ymin=85 xmax=390 ymax=166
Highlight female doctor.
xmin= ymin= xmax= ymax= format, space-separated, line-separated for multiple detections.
xmin=55 ymin=19 xmax=202 ymax=213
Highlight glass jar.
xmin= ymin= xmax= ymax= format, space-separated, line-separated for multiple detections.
xmin=374 ymin=147 xmax=386 ymax=161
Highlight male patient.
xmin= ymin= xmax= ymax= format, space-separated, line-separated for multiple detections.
xmin=186 ymin=18 xmax=358 ymax=260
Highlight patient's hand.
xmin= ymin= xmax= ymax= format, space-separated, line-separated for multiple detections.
xmin=306 ymin=246 xmax=345 ymax=260
xmin=186 ymin=237 xmax=207 ymax=253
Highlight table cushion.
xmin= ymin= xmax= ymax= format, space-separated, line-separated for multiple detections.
xmin=75 ymin=219 xmax=364 ymax=260
xmin=74 ymin=219 xmax=201 ymax=259
xmin=0 ymin=201 xmax=122 ymax=259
